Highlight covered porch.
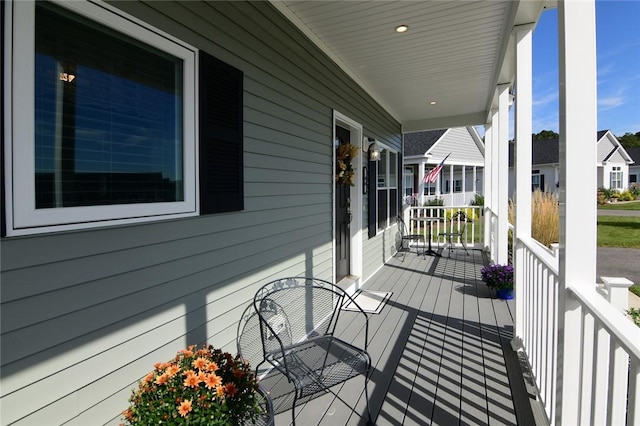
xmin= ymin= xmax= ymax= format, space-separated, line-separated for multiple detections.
xmin=261 ymin=250 xmax=543 ymax=425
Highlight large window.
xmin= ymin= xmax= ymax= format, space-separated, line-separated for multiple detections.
xmin=6 ymin=1 xmax=198 ymax=235
xmin=376 ymin=149 xmax=398 ymax=231
xmin=610 ymin=166 xmax=623 ymax=190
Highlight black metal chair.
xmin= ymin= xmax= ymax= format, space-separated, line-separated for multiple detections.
xmin=253 ymin=277 xmax=372 ymax=425
xmin=437 ymin=210 xmax=469 ymax=255
xmin=397 ymin=215 xmax=426 ymax=259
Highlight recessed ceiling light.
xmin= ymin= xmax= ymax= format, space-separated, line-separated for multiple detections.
xmin=429 ymin=101 xmax=437 ymax=105
xmin=395 ymin=25 xmax=409 ymax=33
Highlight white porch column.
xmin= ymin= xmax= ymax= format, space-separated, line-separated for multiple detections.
xmin=484 ymin=121 xmax=494 ymax=253
xmin=555 ymin=1 xmax=598 ymax=424
xmin=472 ymin=166 xmax=477 ymax=197
xmin=449 ymin=164 xmax=454 ymax=205
xmin=496 ymin=84 xmax=510 ymax=265
xmin=513 ymin=24 xmax=534 ymax=342
xmin=462 ymin=165 xmax=467 ymax=204
xmin=418 ymin=162 xmax=426 ymax=205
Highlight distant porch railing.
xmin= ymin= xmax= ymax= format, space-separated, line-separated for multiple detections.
xmin=516 ymin=235 xmax=640 ymax=425
xmin=405 ymin=206 xmax=483 ymax=250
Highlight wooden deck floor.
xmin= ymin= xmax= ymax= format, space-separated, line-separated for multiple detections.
xmin=261 ymin=249 xmax=539 ymax=426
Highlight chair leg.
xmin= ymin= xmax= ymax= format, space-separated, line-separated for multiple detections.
xmin=291 ymin=388 xmax=300 ymax=425
xmin=364 ymin=373 xmax=373 ymax=425
xmin=461 ymin=239 xmax=469 ymax=254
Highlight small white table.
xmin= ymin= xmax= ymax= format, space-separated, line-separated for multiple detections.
xmin=410 ymin=217 xmax=440 ymax=257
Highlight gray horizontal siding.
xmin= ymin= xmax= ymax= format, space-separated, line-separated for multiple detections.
xmin=0 ymin=1 xmax=400 ymax=425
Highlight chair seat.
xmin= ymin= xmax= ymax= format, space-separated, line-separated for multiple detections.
xmin=266 ymin=335 xmax=370 ymax=398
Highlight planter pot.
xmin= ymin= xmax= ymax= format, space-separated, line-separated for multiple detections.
xmin=496 ymin=288 xmax=514 ymax=300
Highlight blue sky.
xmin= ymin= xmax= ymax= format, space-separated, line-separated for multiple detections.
xmin=532 ymin=0 xmax=640 ymax=137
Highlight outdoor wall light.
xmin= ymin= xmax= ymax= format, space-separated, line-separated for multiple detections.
xmin=365 ymin=137 xmax=381 ymax=161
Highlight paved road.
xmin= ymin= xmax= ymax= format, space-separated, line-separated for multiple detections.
xmin=597 ymin=209 xmax=640 ymax=217
xmin=596 ymin=208 xmax=639 ymax=285
xmin=597 ymin=247 xmax=640 ymax=286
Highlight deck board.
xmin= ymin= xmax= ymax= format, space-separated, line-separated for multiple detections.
xmin=263 ymin=249 xmax=538 ymax=425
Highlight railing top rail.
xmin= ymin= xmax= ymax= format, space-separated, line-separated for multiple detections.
xmin=517 ymin=235 xmax=559 ymax=275
xmin=410 ymin=205 xmax=482 ymax=210
xmin=567 ymin=284 xmax=640 ymax=360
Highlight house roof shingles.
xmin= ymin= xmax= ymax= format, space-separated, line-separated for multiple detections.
xmin=508 ymin=130 xmax=628 ymax=167
xmin=626 ymin=146 xmax=640 ymax=165
xmin=404 ymin=129 xmax=447 ymax=156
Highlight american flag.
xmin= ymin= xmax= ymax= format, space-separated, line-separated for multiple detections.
xmin=423 ymin=153 xmax=451 ymax=183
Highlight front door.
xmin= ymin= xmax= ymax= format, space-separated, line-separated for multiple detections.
xmin=335 ymin=125 xmax=351 ymax=282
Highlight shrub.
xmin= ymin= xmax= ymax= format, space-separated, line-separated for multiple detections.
xmin=423 ymin=197 xmax=444 ymax=206
xmin=627 ymin=308 xmax=640 ymax=328
xmin=630 ymin=183 xmax=640 ymax=198
xmin=617 ymin=190 xmax=635 ymax=201
xmin=444 ymin=208 xmax=478 ymax=221
xmin=470 ymin=193 xmax=484 ymax=207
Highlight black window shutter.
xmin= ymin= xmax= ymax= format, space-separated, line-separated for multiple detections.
xmin=397 ymin=154 xmax=403 ymax=215
xmin=199 ymin=51 xmax=243 ymax=214
xmin=540 ymin=174 xmax=545 ymax=192
xmin=368 ymin=158 xmax=378 ymax=238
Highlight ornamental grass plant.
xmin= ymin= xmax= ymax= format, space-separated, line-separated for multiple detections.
xmin=508 ymin=189 xmax=559 ymax=248
xmin=122 ymin=344 xmax=263 ymax=425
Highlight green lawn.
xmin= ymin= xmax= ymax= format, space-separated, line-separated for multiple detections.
xmin=598 ymin=200 xmax=640 ymax=210
xmin=597 ymin=215 xmax=640 ymax=248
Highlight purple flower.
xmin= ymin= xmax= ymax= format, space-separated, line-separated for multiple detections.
xmin=480 ymin=264 xmax=513 ymax=290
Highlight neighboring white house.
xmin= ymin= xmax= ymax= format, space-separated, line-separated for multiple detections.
xmin=627 ymin=146 xmax=640 ymax=185
xmin=508 ymin=130 xmax=634 ymax=196
xmin=404 ymin=127 xmax=484 ymax=206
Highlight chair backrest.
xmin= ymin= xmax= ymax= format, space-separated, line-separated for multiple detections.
xmin=254 ymin=277 xmax=344 ymax=355
xmin=448 ymin=211 xmax=468 ymax=235
xmin=236 ymin=303 xmax=266 ymax=373
xmin=397 ymin=215 xmax=409 ymax=238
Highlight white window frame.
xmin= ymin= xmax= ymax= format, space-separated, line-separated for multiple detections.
xmin=532 ymin=170 xmax=542 ymax=191
xmin=610 ymin=166 xmax=622 ymax=191
xmin=376 ymin=146 xmax=398 ymax=230
xmin=403 ymin=166 xmax=414 ymax=197
xmin=4 ymin=0 xmax=198 ymax=236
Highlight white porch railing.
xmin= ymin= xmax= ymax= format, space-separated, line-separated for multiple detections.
xmin=405 ymin=206 xmax=483 ymax=250
xmin=516 ymin=235 xmax=640 ymax=425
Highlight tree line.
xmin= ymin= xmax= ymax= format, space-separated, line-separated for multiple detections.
xmin=532 ymin=130 xmax=640 ymax=147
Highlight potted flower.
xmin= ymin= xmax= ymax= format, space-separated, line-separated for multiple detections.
xmin=480 ymin=263 xmax=514 ymax=300
xmin=122 ymin=344 xmax=272 ymax=425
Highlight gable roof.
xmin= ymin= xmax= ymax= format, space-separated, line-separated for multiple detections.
xmin=626 ymin=146 xmax=640 ymax=165
xmin=508 ymin=130 xmax=633 ymax=167
xmin=404 ymin=129 xmax=448 ymax=156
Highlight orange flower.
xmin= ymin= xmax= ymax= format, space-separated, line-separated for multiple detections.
xmin=143 ymin=372 xmax=155 ymax=383
xmin=183 ymin=370 xmax=200 ymax=388
xmin=177 ymin=399 xmax=193 ymax=417
xmin=193 ymin=357 xmax=208 ymax=370
xmin=204 ymin=373 xmax=222 ymax=389
xmin=166 ymin=364 xmax=181 ymax=377
xmin=225 ymin=382 xmax=238 ymax=397
xmin=122 ymin=409 xmax=133 ymax=421
xmin=207 ymin=362 xmax=219 ymax=372
xmin=155 ymin=372 xmax=170 ymax=386
xmin=215 ymin=384 xmax=226 ymax=398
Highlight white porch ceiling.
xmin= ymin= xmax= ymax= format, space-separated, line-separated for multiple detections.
xmin=272 ymin=0 xmax=547 ymax=132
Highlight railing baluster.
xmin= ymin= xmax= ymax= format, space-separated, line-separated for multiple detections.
xmin=628 ymin=356 xmax=639 ymax=426
xmin=591 ymin=320 xmax=609 ymax=425
xmin=607 ymin=340 xmax=630 ymax=425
